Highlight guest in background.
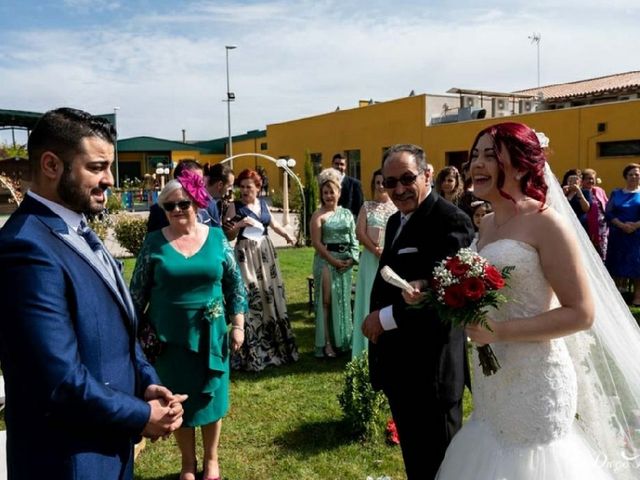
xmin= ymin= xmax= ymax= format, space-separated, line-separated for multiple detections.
xmin=582 ymin=168 xmax=609 ymax=259
xmin=469 ymin=200 xmax=492 ymax=233
xmin=205 ymin=163 xmax=235 ymax=221
xmin=435 ymin=166 xmax=464 ymax=206
xmin=147 ymin=159 xmax=220 ymax=232
xmin=332 ymin=152 xmax=364 ymax=219
xmin=605 ymin=163 xmax=640 ymax=305
xmin=131 ymin=174 xmax=247 ymax=480
xmin=562 ymin=169 xmax=591 ymax=227
xmin=310 ymin=169 xmax=359 ymax=358
xmin=458 ymin=161 xmax=478 ymax=218
xmin=351 ymin=169 xmax=396 ymax=358
xmin=224 ymin=169 xmax=299 ymax=371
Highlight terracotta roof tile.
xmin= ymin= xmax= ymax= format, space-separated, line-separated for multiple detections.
xmin=514 ymin=71 xmax=640 ymax=100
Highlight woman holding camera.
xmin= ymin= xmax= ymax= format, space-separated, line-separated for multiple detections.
xmin=224 ymin=168 xmax=299 ymax=371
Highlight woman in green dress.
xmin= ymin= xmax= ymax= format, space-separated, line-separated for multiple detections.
xmin=351 ymin=169 xmax=397 ymax=358
xmin=310 ymin=169 xmax=359 ymax=357
xmin=131 ymin=172 xmax=247 ymax=480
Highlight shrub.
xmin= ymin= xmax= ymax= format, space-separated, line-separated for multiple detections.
xmin=270 ymin=182 xmax=302 ymax=212
xmin=338 ymin=353 xmax=387 ymax=440
xmin=87 ymin=213 xmax=113 ymax=241
xmin=114 ymin=215 xmax=147 ymax=256
xmin=106 ymin=192 xmax=124 ymax=214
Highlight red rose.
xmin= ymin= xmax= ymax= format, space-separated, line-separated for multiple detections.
xmin=447 ymin=257 xmax=470 ymax=277
xmin=484 ymin=265 xmax=505 ymax=289
xmin=443 ymin=284 xmax=467 ymax=308
xmin=461 ymin=277 xmax=486 ymax=301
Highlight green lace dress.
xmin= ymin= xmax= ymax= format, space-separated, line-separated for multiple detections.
xmin=130 ymin=227 xmax=247 ymax=426
xmin=312 ymin=207 xmax=359 ymax=357
xmin=351 ymin=200 xmax=397 ymax=358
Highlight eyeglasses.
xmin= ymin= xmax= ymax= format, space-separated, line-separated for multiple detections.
xmin=162 ymin=200 xmax=192 ymax=212
xmin=382 ymin=172 xmax=421 ymax=189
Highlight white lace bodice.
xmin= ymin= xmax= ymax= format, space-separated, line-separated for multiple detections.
xmin=473 ymin=239 xmax=578 ymax=446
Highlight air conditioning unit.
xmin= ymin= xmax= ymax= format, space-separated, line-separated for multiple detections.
xmin=461 ymin=95 xmax=476 ymax=108
xmin=492 ymin=98 xmax=510 ymax=116
xmin=518 ymin=99 xmax=534 ymax=113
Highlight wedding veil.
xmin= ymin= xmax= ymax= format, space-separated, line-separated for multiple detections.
xmin=544 ymin=162 xmax=640 ymax=478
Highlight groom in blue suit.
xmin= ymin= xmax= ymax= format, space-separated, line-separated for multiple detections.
xmin=0 ymin=108 xmax=186 ymax=479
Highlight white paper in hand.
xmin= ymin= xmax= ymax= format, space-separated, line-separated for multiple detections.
xmin=380 ymin=266 xmax=415 ymax=294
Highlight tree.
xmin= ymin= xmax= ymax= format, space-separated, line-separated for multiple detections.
xmin=0 ymin=141 xmax=27 ymax=159
xmin=301 ymin=151 xmax=319 ymax=246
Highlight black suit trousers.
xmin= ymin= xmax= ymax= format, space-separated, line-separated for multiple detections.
xmin=385 ymin=386 xmax=463 ymax=480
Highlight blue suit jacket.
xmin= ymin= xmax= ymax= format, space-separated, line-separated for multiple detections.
xmin=0 ymin=195 xmax=160 ymax=480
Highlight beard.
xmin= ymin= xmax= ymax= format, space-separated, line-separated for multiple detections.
xmin=57 ymin=167 xmax=106 ymax=215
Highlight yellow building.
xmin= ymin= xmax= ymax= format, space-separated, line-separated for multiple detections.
xmin=115 ymin=71 xmax=640 ymax=197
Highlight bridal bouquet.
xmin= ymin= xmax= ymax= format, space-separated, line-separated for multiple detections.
xmin=428 ymin=248 xmax=514 ymax=376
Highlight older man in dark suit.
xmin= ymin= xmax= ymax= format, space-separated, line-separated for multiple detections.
xmin=332 ymin=153 xmax=364 ymax=219
xmin=0 ymin=108 xmax=186 ymax=479
xmin=363 ymin=144 xmax=474 ymax=480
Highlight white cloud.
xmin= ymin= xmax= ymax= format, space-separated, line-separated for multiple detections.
xmin=1 ymin=0 xmax=639 ymax=142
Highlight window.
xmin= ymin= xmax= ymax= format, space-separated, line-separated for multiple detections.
xmin=599 ymin=140 xmax=640 ymax=158
xmin=260 ymin=142 xmax=267 ymax=150
xmin=345 ymin=149 xmax=361 ymax=179
xmin=310 ymin=153 xmax=322 ymax=175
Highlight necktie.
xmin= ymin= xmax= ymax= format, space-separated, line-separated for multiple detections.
xmin=78 ymin=221 xmax=116 ymax=281
xmin=392 ymin=215 xmax=407 ymax=246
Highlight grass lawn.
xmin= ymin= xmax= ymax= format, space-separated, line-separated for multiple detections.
xmin=127 ymin=247 xmax=408 ymax=480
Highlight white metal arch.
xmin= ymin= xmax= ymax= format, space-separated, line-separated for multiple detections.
xmin=220 ymin=153 xmax=307 ymax=239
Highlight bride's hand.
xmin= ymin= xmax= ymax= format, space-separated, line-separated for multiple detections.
xmin=401 ymin=280 xmax=427 ymax=305
xmin=466 ymin=319 xmax=499 ymax=345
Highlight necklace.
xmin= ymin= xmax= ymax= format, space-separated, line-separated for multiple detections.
xmin=493 ymin=213 xmax=517 ymax=229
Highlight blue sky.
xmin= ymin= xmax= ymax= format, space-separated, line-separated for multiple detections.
xmin=1 ymin=0 xmax=639 ymax=144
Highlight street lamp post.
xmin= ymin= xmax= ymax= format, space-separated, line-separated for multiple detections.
xmin=277 ymin=158 xmax=297 ymax=226
xmin=155 ymin=163 xmax=170 ymax=190
xmin=113 ymin=106 xmax=120 ymax=188
xmin=528 ymin=33 xmax=541 ymax=89
xmin=225 ymin=45 xmax=237 ymax=170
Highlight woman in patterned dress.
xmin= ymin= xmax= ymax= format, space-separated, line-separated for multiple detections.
xmin=224 ymin=169 xmax=299 ymax=371
xmin=351 ymin=169 xmax=396 ymax=358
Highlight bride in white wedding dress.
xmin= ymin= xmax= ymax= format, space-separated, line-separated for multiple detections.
xmin=435 ymin=122 xmax=640 ymax=480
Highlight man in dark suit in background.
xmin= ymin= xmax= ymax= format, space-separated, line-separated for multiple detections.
xmin=363 ymin=144 xmax=474 ymax=479
xmin=0 ymin=108 xmax=186 ymax=479
xmin=332 ymin=152 xmax=364 ymax=219
xmin=146 ymin=159 xmax=220 ymax=232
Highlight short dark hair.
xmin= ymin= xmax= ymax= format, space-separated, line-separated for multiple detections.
xmin=332 ymin=153 xmax=346 ymax=162
xmin=205 ymin=163 xmax=234 ymax=186
xmin=382 ymin=144 xmax=427 ymax=171
xmin=173 ymin=159 xmax=203 ymax=179
xmin=623 ymin=163 xmax=640 ymax=179
xmin=28 ymin=107 xmax=116 ymax=171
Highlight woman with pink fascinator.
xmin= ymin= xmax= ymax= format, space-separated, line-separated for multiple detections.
xmin=130 ymin=170 xmax=248 ymax=480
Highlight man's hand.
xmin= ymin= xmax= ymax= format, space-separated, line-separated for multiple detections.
xmin=401 ymin=280 xmax=427 ymax=305
xmin=144 ymin=384 xmax=174 ymax=403
xmin=142 ymin=386 xmax=188 ymax=440
xmin=362 ymin=310 xmax=384 ymax=344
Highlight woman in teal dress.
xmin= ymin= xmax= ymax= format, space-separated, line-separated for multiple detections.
xmin=352 ymin=169 xmax=397 ymax=358
xmin=131 ymin=172 xmax=247 ymax=480
xmin=310 ymin=169 xmax=359 ymax=357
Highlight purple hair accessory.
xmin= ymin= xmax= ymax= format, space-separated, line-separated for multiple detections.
xmin=177 ymin=170 xmax=211 ymax=209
